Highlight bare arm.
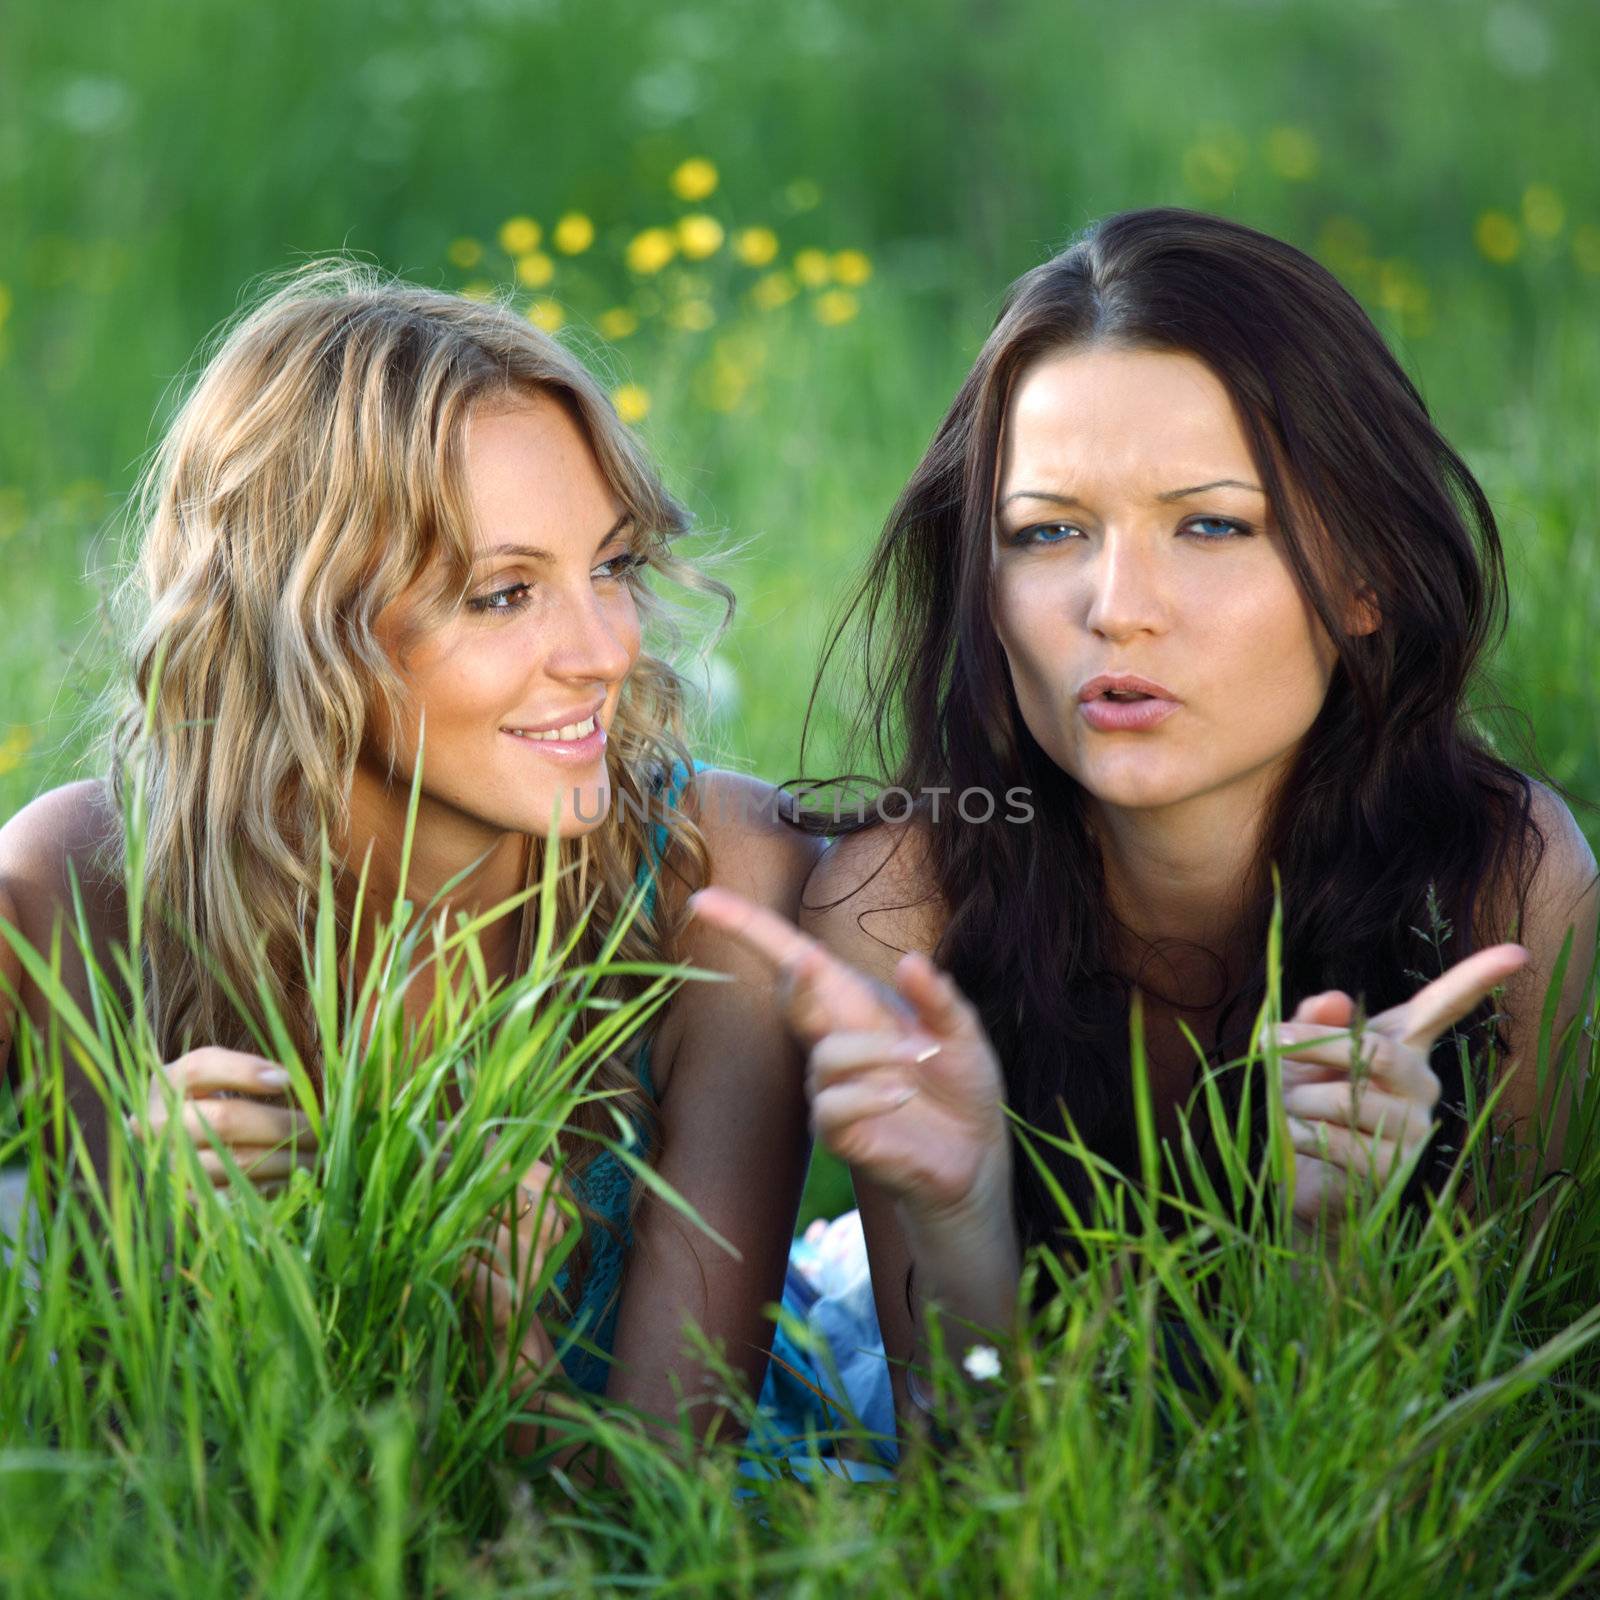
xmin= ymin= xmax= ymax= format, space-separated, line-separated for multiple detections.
xmin=600 ymin=770 xmax=819 ymax=1435
xmin=1484 ymin=784 xmax=1599 ymax=1189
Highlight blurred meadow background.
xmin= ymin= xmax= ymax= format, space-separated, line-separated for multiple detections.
xmin=4 ymin=0 xmax=1599 ymax=1229
xmin=4 ymin=0 xmax=1600 ymax=1593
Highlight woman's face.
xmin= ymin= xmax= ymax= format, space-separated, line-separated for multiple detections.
xmin=992 ymin=344 xmax=1360 ymax=824
xmin=370 ymin=392 xmax=642 ymax=843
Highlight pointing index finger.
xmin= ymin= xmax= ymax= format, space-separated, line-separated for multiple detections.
xmin=1388 ymin=943 xmax=1530 ymax=1051
xmin=687 ymin=886 xmax=823 ymax=976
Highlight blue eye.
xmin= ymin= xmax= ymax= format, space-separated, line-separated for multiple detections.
xmin=1012 ymin=522 xmax=1079 ymax=546
xmin=1184 ymin=516 xmax=1251 ymax=541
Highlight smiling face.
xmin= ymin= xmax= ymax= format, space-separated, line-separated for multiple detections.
xmin=362 ymin=391 xmax=643 ymax=849
xmin=992 ymin=344 xmax=1364 ymax=828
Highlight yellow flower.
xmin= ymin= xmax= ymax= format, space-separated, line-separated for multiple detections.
xmin=0 ymin=725 xmax=33 ymax=776
xmin=0 ymin=487 xmax=25 ymax=542
xmin=1573 ymin=225 xmax=1600 ymax=275
xmin=613 ymin=384 xmax=651 ymax=424
xmin=735 ymin=227 xmax=780 ymax=267
xmin=677 ymin=214 xmax=725 ymax=260
xmin=526 ymin=298 xmax=565 ymax=333
xmin=598 ymin=307 xmax=640 ymax=339
xmin=498 ymin=216 xmax=541 ymax=255
xmin=750 ymin=271 xmax=796 ymax=311
xmin=831 ymin=249 xmax=872 ymax=286
xmin=1264 ymin=126 xmax=1319 ymax=181
xmin=1375 ymin=260 xmax=1430 ymax=317
xmin=1316 ymin=216 xmax=1373 ymax=278
xmin=626 ymin=227 xmax=677 ymax=275
xmin=703 ymin=356 xmax=749 ymax=414
xmin=793 ymin=248 xmax=830 ymax=288
xmin=1475 ymin=210 xmax=1521 ymax=264
xmin=671 ymin=158 xmax=718 ymax=202
xmin=814 ymin=289 xmax=859 ymax=326
xmin=669 ymin=299 xmax=716 ymax=332
xmin=784 ymin=178 xmax=821 ymax=212
xmin=460 ymin=280 xmax=496 ymax=302
xmin=553 ymin=212 xmax=595 ymax=254
xmin=515 ymin=251 xmax=555 ymax=288
xmin=1522 ymin=184 xmax=1564 ymax=239
xmin=447 ymin=237 xmax=483 ymax=270
xmin=1181 ymin=128 xmax=1247 ymax=200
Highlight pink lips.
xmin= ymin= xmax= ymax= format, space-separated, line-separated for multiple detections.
xmin=501 ymin=723 xmax=607 ymax=764
xmin=1076 ymin=671 xmax=1180 ymax=733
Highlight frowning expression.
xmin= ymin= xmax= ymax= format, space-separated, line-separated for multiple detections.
xmin=992 ymin=345 xmax=1364 ymax=821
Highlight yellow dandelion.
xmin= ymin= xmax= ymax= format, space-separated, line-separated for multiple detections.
xmin=626 ymin=227 xmax=677 ymax=275
xmin=750 ymin=271 xmax=796 ymax=311
xmin=1475 ymin=210 xmax=1521 ymax=264
xmin=1264 ymin=126 xmax=1319 ymax=182
xmin=598 ymin=307 xmax=640 ymax=339
xmin=498 ymin=216 xmax=542 ymax=255
xmin=671 ymin=158 xmax=719 ymax=202
xmin=1181 ymin=129 xmax=1247 ymax=200
xmin=1316 ymin=216 xmax=1374 ymax=278
xmin=830 ymin=249 xmax=872 ymax=286
xmin=447 ymin=237 xmax=483 ymax=270
xmin=515 ymin=251 xmax=555 ymax=288
xmin=613 ymin=384 xmax=651 ymax=424
xmin=784 ymin=178 xmax=821 ymax=212
xmin=814 ymin=289 xmax=859 ymax=326
xmin=1375 ymin=260 xmax=1430 ymax=317
xmin=0 ymin=487 xmax=25 ymax=541
xmin=794 ymin=248 xmax=831 ymax=288
xmin=1573 ymin=225 xmax=1600 ymax=275
xmin=526 ymin=298 xmax=565 ymax=333
xmin=553 ymin=212 xmax=595 ymax=254
xmin=677 ymin=214 xmax=725 ymax=260
xmin=735 ymin=227 xmax=780 ymax=267
xmin=669 ymin=299 xmax=716 ymax=332
xmin=704 ymin=357 xmax=749 ymax=414
xmin=1522 ymin=184 xmax=1564 ymax=239
xmin=0 ymin=725 xmax=33 ymax=776
xmin=461 ymin=280 xmax=496 ymax=302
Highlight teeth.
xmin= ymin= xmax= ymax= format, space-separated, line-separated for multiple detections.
xmin=508 ymin=715 xmax=597 ymax=742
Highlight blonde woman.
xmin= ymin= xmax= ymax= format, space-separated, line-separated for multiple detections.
xmin=0 ymin=264 xmax=817 ymax=1433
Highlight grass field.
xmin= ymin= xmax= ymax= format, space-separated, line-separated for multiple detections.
xmin=3 ymin=0 xmax=1600 ymax=1591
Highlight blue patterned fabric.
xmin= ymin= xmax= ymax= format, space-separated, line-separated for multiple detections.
xmin=551 ymin=759 xmax=695 ymax=1394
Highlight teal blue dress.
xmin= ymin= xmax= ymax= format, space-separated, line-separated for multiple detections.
xmin=550 ymin=759 xmax=698 ymax=1394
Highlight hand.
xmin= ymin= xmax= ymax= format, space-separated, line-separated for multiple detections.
xmin=132 ymin=1046 xmax=317 ymax=1194
xmin=686 ymin=885 xmax=1009 ymax=1227
xmin=461 ymin=1157 xmax=570 ymax=1385
xmin=1271 ymin=943 xmax=1530 ymax=1227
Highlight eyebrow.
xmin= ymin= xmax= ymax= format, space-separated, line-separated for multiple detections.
xmin=999 ymin=479 xmax=1265 ymax=510
xmin=474 ymin=511 xmax=633 ymax=563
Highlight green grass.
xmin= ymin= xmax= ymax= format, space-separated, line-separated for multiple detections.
xmin=2 ymin=0 xmax=1599 ymax=1588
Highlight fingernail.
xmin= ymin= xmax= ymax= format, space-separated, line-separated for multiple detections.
xmin=913 ymin=1043 xmax=941 ymax=1064
xmin=256 ymin=1066 xmax=291 ymax=1088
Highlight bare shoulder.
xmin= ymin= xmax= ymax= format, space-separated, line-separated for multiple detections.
xmin=1521 ymin=780 xmax=1599 ymax=933
xmin=800 ymin=820 xmax=948 ymax=985
xmin=678 ymin=767 xmax=821 ymax=915
xmin=0 ymin=779 xmax=123 ymax=933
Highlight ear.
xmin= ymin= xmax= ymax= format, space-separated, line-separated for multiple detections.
xmin=1345 ymin=583 xmax=1381 ymax=638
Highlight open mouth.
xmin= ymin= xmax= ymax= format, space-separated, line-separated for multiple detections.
xmin=504 ymin=715 xmax=599 ymax=743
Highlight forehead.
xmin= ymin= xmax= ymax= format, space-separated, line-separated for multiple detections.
xmin=1002 ymin=345 xmax=1256 ymax=492
xmin=461 ymin=392 xmax=622 ymax=549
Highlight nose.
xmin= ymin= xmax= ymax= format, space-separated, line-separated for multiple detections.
xmin=1082 ymin=531 xmax=1168 ymax=643
xmin=545 ymin=580 xmax=637 ymax=688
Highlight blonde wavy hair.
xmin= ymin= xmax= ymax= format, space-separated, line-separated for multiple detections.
xmin=106 ymin=258 xmax=728 ymax=1196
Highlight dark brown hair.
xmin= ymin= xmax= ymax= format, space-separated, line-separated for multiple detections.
xmin=805 ymin=207 xmax=1550 ymax=1254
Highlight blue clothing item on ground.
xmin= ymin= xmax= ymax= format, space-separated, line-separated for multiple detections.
xmin=550 ymin=757 xmax=698 ymax=1394
xmin=751 ymin=1210 xmax=897 ymax=1471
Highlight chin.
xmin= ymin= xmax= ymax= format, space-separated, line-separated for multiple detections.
xmin=524 ymin=779 xmax=613 ymax=838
